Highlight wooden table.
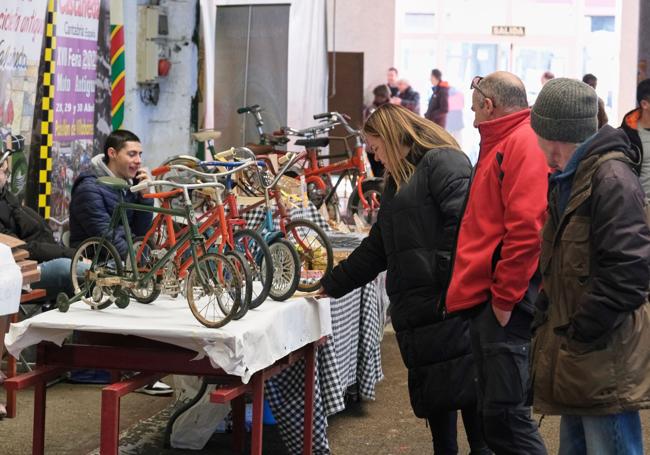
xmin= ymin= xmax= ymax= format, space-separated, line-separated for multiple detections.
xmin=4 ymin=288 xmax=47 ymax=418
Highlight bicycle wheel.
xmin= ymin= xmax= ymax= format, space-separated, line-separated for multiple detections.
xmin=232 ymin=229 xmax=273 ymax=308
xmin=224 ymin=250 xmax=252 ymax=320
xmin=186 ymin=253 xmax=241 ymax=328
xmin=347 ymin=179 xmax=382 ymax=225
xmin=70 ymin=237 xmax=124 ymax=310
xmin=263 ymin=239 xmax=300 ymax=301
xmin=129 ymin=237 xmax=162 ymax=304
xmin=284 ymin=219 xmax=334 ymax=292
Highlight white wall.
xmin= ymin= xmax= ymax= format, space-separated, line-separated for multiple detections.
xmin=326 ymin=0 xmax=396 ymax=101
xmin=615 ymin=0 xmax=640 ymax=124
xmin=123 ymin=0 xmax=198 ymax=168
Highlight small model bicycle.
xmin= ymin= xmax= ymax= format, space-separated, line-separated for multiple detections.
xmin=57 ymin=176 xmax=243 ymax=329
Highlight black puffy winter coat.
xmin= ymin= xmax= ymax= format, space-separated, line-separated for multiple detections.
xmin=321 ymin=147 xmax=477 ymax=416
xmin=69 ymin=160 xmax=153 ymax=258
xmin=0 ymin=187 xmax=74 ymax=262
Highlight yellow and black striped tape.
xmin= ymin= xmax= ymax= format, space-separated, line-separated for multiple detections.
xmin=38 ymin=0 xmax=56 ymax=219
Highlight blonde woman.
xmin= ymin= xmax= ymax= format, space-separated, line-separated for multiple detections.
xmin=320 ymin=104 xmax=488 ymax=454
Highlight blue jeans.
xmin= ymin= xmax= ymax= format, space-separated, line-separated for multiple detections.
xmin=36 ymin=258 xmax=90 ymax=298
xmin=559 ymin=412 xmax=643 ymax=455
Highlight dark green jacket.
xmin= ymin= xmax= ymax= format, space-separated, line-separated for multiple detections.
xmin=532 ymin=125 xmax=650 ymax=415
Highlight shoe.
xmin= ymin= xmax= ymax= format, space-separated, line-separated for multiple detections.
xmin=136 ymin=380 xmax=173 ymax=396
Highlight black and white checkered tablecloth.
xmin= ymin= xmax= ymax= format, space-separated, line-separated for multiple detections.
xmin=260 ymin=216 xmax=387 ymax=455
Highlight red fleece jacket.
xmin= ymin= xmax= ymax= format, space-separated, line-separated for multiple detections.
xmin=446 ymin=109 xmax=549 ymax=313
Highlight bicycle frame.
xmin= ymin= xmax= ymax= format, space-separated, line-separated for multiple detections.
xmin=110 ymin=195 xmax=206 ymax=288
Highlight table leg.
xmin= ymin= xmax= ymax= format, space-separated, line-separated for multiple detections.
xmin=5 ymin=313 xmax=18 ymax=418
xmin=250 ymin=372 xmax=264 ymax=455
xmin=33 ymin=379 xmax=47 ymax=455
xmin=302 ymin=342 xmax=316 ymax=455
xmin=232 ymin=396 xmax=246 ymax=453
xmin=100 ymin=388 xmax=120 ymax=455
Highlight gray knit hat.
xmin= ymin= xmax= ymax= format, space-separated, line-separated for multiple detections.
xmin=531 ymin=78 xmax=598 ymax=143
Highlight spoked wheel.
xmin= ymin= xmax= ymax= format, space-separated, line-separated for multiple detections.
xmin=224 ymin=250 xmax=252 ymax=320
xmin=263 ymin=239 xmax=300 ymax=301
xmin=232 ymin=229 xmax=273 ymax=309
xmin=129 ymin=237 xmax=162 ymax=304
xmin=186 ymin=253 xmax=241 ymax=328
xmin=284 ymin=220 xmax=334 ymax=292
xmin=70 ymin=237 xmax=124 ymax=310
xmin=347 ymin=179 xmax=382 ymax=225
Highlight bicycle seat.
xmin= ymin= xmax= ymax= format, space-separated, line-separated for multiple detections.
xmin=247 ymin=144 xmax=275 ymax=155
xmin=192 ymin=129 xmax=222 ymax=142
xmin=295 ymin=137 xmax=329 ymax=148
xmin=97 ymin=176 xmax=130 ymax=191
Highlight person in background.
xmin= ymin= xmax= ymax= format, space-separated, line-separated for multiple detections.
xmin=582 ymin=73 xmax=608 ymax=128
xmin=541 ymin=71 xmax=555 ymax=86
xmin=446 ymin=87 xmax=465 ymax=145
xmin=531 ymin=77 xmax=650 ymax=455
xmin=391 ymin=79 xmax=420 ymax=114
xmin=320 ymin=104 xmax=490 ymax=455
xmin=69 ymin=130 xmax=172 ymax=396
xmin=0 ymin=136 xmax=77 ymax=418
xmin=363 ymin=84 xmax=391 ymax=176
xmin=621 ymin=78 xmax=650 ymax=196
xmin=424 ymin=68 xmax=450 ymax=128
xmin=69 ymin=130 xmax=153 ymax=259
xmin=386 ymin=67 xmax=399 ymax=97
xmin=445 ymin=71 xmax=549 ymax=454
xmin=0 ymin=145 xmax=76 ymax=298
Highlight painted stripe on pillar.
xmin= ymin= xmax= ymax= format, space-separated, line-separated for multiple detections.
xmin=110 ymin=0 xmax=125 ymax=130
xmin=38 ymin=0 xmax=56 ymax=219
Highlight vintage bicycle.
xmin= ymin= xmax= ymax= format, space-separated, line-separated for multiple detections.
xmin=57 ymin=176 xmax=243 ymax=329
xmin=237 ymin=105 xmax=382 ymax=224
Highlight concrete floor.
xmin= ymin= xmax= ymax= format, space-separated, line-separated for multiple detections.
xmin=2 ymin=330 xmax=650 ymax=454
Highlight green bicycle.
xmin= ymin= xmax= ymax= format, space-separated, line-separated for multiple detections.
xmin=57 ymin=176 xmax=243 ymax=329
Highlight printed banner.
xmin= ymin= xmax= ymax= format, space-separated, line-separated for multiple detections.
xmin=0 ymin=0 xmax=48 ymax=195
xmin=50 ymin=0 xmax=100 ymax=222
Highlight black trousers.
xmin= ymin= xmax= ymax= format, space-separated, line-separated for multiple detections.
xmin=428 ymin=407 xmax=491 ymax=455
xmin=467 ymin=302 xmax=547 ymax=455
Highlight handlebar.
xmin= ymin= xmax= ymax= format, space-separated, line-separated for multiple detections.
xmin=130 ymin=179 xmax=225 ymax=194
xmin=312 ymin=112 xmax=360 ymax=136
xmin=170 ymin=159 xmax=260 ymax=179
xmin=237 ymin=104 xmax=261 ymax=114
xmin=280 ymin=122 xmax=339 ymax=139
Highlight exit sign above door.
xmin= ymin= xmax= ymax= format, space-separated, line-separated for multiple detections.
xmin=492 ymin=25 xmax=526 ymax=36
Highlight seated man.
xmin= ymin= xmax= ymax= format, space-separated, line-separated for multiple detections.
xmin=69 ymin=130 xmax=171 ymax=396
xmin=0 ymin=146 xmax=75 ymax=297
xmin=70 ymin=129 xmax=153 ymax=258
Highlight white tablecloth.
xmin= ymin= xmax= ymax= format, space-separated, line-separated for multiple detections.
xmin=4 ymin=295 xmax=332 ymax=383
xmin=0 ymin=243 xmax=22 ymax=316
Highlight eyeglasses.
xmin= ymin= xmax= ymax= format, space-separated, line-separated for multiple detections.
xmin=470 ymin=76 xmax=496 ymax=108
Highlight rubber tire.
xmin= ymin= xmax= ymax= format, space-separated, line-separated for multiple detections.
xmin=70 ymin=237 xmax=124 ymax=310
xmin=284 ymin=219 xmax=334 ymax=292
xmin=129 ymin=237 xmax=162 ymax=304
xmin=346 ymin=179 xmax=382 ymax=225
xmin=265 ymin=239 xmax=300 ymax=301
xmin=186 ymin=252 xmax=241 ymax=328
xmin=232 ymin=229 xmax=273 ymax=309
xmin=224 ymin=250 xmax=252 ymax=320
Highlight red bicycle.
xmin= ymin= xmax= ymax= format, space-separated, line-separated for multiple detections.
xmin=238 ymin=105 xmax=382 ymax=224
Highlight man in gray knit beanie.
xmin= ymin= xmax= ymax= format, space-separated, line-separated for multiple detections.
xmin=530 ymin=76 xmax=650 ymax=454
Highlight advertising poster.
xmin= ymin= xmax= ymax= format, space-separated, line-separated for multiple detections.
xmin=50 ymin=0 xmax=100 ymax=223
xmin=0 ymin=0 xmax=48 ymax=195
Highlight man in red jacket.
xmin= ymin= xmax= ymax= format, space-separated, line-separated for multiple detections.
xmin=445 ymin=71 xmax=548 ymax=454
